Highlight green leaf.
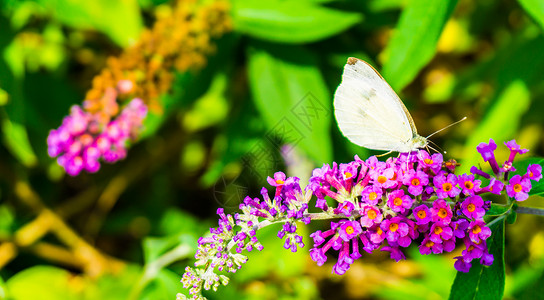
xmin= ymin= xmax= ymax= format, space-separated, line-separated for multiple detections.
xmin=6 ymin=266 xmax=82 ymax=300
xmin=142 ymin=233 xmax=196 ymax=264
xmin=485 ymin=203 xmax=510 ymax=217
xmin=382 ymin=0 xmax=458 ymax=90
xmin=459 ymin=36 xmax=544 ymax=173
xmin=513 ymin=157 xmax=544 ymax=196
xmin=448 ymin=218 xmax=505 ymax=300
xmin=1 ymin=110 xmax=38 ymax=167
xmin=140 ymin=269 xmax=181 ymax=300
xmin=232 ymin=0 xmax=362 ymax=44
xmin=35 ymin=0 xmax=143 ymax=47
xmin=459 ymin=80 xmax=530 ymax=174
xmin=518 ymin=0 xmax=544 ymax=31
xmin=247 ymin=42 xmax=333 ymax=163
xmin=0 ymin=275 xmax=6 ymax=300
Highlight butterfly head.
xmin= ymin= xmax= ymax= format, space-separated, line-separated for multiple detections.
xmin=409 ymin=134 xmax=428 ymax=152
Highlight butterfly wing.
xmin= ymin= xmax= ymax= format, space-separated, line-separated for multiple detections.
xmin=334 ymin=57 xmax=419 ymax=152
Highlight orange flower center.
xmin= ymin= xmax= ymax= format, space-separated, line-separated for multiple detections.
xmin=276 ymin=179 xmax=284 ymax=185
xmin=390 ymin=223 xmax=399 ymax=232
xmin=394 ymin=197 xmax=403 ymax=206
xmin=344 ymin=172 xmax=352 ymax=178
xmin=411 ymin=178 xmax=420 ymax=186
xmin=467 ymin=203 xmax=476 ymax=212
xmin=424 ymin=158 xmax=433 ymax=164
xmin=377 ymin=228 xmax=383 ymax=235
xmin=443 ymin=182 xmax=452 ymax=192
xmin=472 ymin=225 xmax=481 ymax=234
xmin=529 ymin=171 xmax=534 ymax=178
xmin=464 ymin=181 xmax=474 ymax=189
xmin=513 ymin=184 xmax=522 ymax=193
xmin=367 ymin=210 xmax=377 ymax=220
xmin=417 ymin=210 xmax=427 ymax=219
xmin=369 ymin=192 xmax=378 ymax=200
xmin=378 ymin=175 xmax=387 ymax=184
xmin=391 ymin=173 xmax=398 ymax=181
xmin=345 ymin=226 xmax=354 ymax=235
xmin=434 ymin=226 xmax=443 ymax=235
xmin=425 ymin=240 xmax=434 ymax=247
xmin=80 ymin=134 xmax=93 ymax=146
xmin=438 ymin=208 xmax=447 ymax=218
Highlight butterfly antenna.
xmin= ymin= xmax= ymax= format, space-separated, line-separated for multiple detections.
xmin=428 ymin=139 xmax=446 ymax=154
xmin=426 ymin=117 xmax=467 ymax=139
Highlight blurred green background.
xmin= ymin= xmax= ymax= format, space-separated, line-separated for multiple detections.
xmin=1 ymin=0 xmax=544 ymax=299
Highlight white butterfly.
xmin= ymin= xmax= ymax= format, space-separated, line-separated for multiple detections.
xmin=334 ymin=57 xmax=428 ymax=153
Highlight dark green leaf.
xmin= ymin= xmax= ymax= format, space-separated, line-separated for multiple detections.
xmin=232 ymin=0 xmax=362 ymax=44
xmin=382 ymin=0 xmax=458 ymax=90
xmin=485 ymin=203 xmax=511 ymax=217
xmin=0 ymin=31 xmax=38 ymax=167
xmin=448 ymin=218 xmax=505 ymax=300
xmin=247 ymin=42 xmax=333 ymax=163
xmin=506 ymin=209 xmax=517 ymax=224
xmin=459 ymin=36 xmax=544 ymax=173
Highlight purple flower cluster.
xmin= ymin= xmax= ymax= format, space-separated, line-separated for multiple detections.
xmin=180 ymin=139 xmax=542 ymax=299
xmin=47 ymin=96 xmax=147 ymax=176
xmin=306 ymin=151 xmax=493 ymax=274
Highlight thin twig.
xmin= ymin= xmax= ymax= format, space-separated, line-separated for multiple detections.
xmin=516 ymin=206 xmax=544 ymax=216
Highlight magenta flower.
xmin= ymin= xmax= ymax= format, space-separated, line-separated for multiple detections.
xmin=467 ymin=220 xmax=491 ymax=243
xmin=413 ymin=204 xmax=432 ymax=225
xmin=368 ymin=225 xmax=386 ymax=245
xmin=360 ymin=205 xmax=383 ymax=228
xmin=470 ymin=166 xmax=490 ymax=179
xmin=482 ymin=178 xmax=504 ymax=195
xmin=419 ymin=237 xmax=443 ymax=255
xmin=461 ymin=195 xmax=486 ymax=219
xmin=372 ymin=167 xmax=399 ymax=189
xmin=381 ymin=246 xmax=406 ymax=262
xmin=461 ymin=238 xmax=486 ymax=261
xmin=339 ymin=162 xmax=358 ymax=181
xmin=458 ymin=174 xmax=481 ymax=196
xmin=505 ymin=140 xmax=529 ymax=166
xmin=361 ymin=185 xmax=383 ymax=205
xmin=433 ymin=173 xmax=460 ymax=198
xmin=387 ymin=189 xmax=413 ymax=214
xmin=419 ymin=151 xmax=443 ymax=174
xmin=310 ymin=247 xmax=327 ymax=266
xmin=526 ymin=164 xmax=543 ymax=182
xmin=429 ymin=222 xmax=453 ymax=243
xmin=338 ymin=220 xmax=362 ymax=242
xmin=403 ymin=170 xmax=429 ymax=196
xmin=431 ymin=199 xmax=453 ymax=224
xmin=477 ymin=139 xmax=500 ymax=174
xmin=48 ymin=98 xmax=147 ymax=176
xmin=481 ymin=251 xmax=494 ymax=266
xmin=380 ymin=216 xmax=412 ymax=247
xmin=506 ymin=174 xmax=531 ymax=201
xmin=454 ymin=256 xmax=472 ymax=273
xmin=335 ymin=200 xmax=355 ymax=217
xmin=267 ymin=171 xmax=286 ymax=187
xmin=452 ymin=219 xmax=469 ymax=239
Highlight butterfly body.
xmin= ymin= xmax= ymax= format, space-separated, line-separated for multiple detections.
xmin=334 ymin=57 xmax=427 ymax=153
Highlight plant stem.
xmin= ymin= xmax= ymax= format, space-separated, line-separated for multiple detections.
xmin=516 ymin=206 xmax=544 ymax=216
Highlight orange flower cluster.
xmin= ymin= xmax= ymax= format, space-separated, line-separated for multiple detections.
xmin=83 ymin=0 xmax=232 ymax=119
